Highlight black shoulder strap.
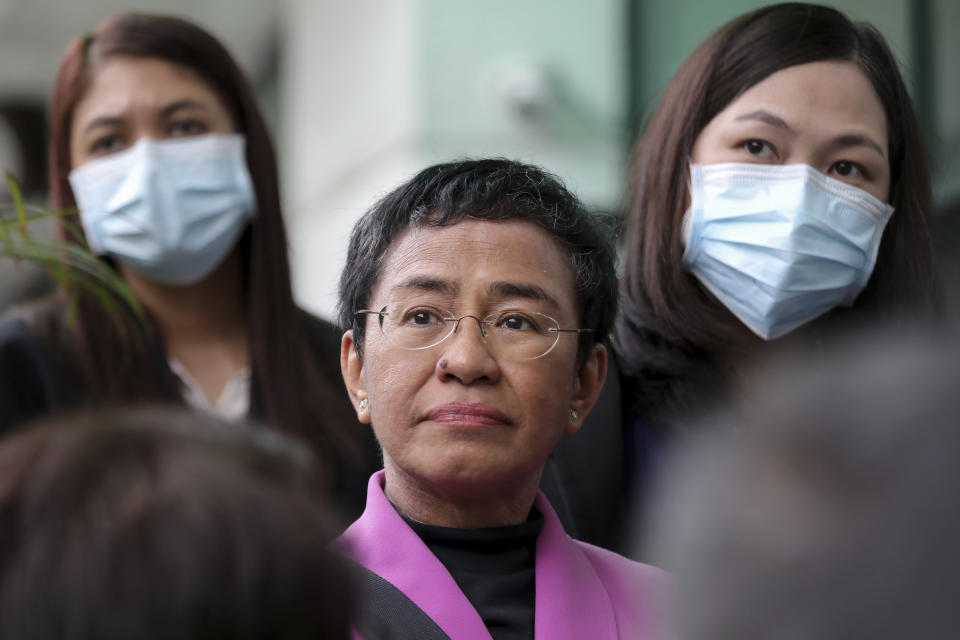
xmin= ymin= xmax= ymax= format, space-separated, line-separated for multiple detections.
xmin=350 ymin=562 xmax=453 ymax=640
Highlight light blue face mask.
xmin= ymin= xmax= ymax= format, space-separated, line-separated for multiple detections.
xmin=682 ymin=162 xmax=894 ymax=340
xmin=68 ymin=134 xmax=256 ymax=286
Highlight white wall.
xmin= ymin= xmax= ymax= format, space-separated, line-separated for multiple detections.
xmin=280 ymin=0 xmax=423 ymax=321
xmin=278 ymin=0 xmax=630 ymax=321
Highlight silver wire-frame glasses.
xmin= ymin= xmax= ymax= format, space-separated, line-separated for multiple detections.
xmin=356 ymin=303 xmax=592 ymax=361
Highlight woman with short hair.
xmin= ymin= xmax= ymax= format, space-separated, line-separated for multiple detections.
xmin=334 ymin=158 xmax=666 ymax=640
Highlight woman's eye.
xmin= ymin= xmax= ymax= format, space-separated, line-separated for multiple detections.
xmin=168 ymin=119 xmax=207 ymax=137
xmin=89 ymin=134 xmax=126 ymax=155
xmin=742 ymin=139 xmax=776 ymax=159
xmin=404 ymin=309 xmax=440 ymax=326
xmin=830 ymin=161 xmax=865 ymax=180
xmin=498 ymin=315 xmax=537 ymax=332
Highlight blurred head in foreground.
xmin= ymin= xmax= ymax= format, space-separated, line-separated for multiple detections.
xmin=646 ymin=328 xmax=960 ymax=639
xmin=0 ymin=407 xmax=350 ymax=640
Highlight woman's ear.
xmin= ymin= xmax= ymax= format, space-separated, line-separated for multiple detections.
xmin=341 ymin=330 xmax=371 ymax=424
xmin=567 ymin=343 xmax=608 ymax=435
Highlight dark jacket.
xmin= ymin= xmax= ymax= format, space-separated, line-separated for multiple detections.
xmin=0 ymin=299 xmax=380 ymax=526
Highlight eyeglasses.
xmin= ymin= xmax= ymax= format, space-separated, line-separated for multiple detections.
xmin=356 ymin=302 xmax=592 ymax=361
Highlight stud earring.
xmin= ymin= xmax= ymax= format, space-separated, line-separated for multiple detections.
xmin=569 ymin=408 xmax=578 ymax=422
xmin=359 ymin=398 xmax=369 ymax=413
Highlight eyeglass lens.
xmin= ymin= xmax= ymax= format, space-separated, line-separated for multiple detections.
xmin=377 ymin=301 xmax=562 ymax=360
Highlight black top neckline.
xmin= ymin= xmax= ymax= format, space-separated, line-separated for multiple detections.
xmin=396 ymin=504 xmax=542 ymax=640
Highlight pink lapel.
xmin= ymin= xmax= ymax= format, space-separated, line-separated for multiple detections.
xmin=334 ymin=472 xmax=493 ymax=640
xmin=336 ymin=473 xmax=663 ymax=640
xmin=532 ymin=492 xmax=621 ymax=639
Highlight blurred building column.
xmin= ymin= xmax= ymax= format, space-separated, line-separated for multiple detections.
xmin=280 ymin=0 xmax=421 ymax=320
xmin=280 ymin=0 xmax=626 ymax=320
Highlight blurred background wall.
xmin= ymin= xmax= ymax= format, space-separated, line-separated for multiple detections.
xmin=0 ymin=0 xmax=957 ymax=319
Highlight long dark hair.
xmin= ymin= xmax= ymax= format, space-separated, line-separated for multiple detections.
xmin=45 ymin=14 xmax=358 ymax=462
xmin=617 ymin=3 xmax=942 ymax=423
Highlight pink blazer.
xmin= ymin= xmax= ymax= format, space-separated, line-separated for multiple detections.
xmin=334 ymin=471 xmax=669 ymax=639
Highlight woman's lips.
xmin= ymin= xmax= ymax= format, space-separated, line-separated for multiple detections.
xmin=424 ymin=403 xmax=511 ymax=426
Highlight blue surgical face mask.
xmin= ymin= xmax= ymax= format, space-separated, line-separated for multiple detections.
xmin=68 ymin=134 xmax=256 ymax=285
xmin=682 ymin=162 xmax=894 ymax=340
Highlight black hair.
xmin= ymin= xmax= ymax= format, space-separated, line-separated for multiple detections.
xmin=0 ymin=407 xmax=351 ymax=639
xmin=338 ymin=158 xmax=618 ymax=368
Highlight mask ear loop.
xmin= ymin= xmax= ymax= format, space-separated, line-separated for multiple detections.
xmin=681 ymin=206 xmax=695 ymax=250
xmin=682 ymin=159 xmax=701 ymax=248
xmin=681 ymin=160 xmax=701 ymax=255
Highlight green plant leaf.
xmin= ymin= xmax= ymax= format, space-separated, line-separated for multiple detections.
xmin=46 ymin=259 xmax=70 ymax=291
xmin=4 ymin=172 xmax=28 ymax=237
xmin=58 ymin=214 xmax=88 ymax=246
xmin=1 ymin=177 xmax=143 ymax=322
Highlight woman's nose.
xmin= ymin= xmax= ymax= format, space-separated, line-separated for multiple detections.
xmin=436 ymin=317 xmax=500 ymax=385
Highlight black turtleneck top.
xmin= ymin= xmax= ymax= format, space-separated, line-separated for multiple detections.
xmin=399 ymin=509 xmax=544 ymax=640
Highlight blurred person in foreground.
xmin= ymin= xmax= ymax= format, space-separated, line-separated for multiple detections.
xmin=334 ymin=159 xmax=668 ymax=639
xmin=0 ymin=13 xmax=378 ymax=523
xmin=0 ymin=407 xmax=351 ymax=639
xmin=645 ymin=327 xmax=960 ymax=639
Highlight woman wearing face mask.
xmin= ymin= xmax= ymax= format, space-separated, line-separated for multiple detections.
xmin=0 ymin=13 xmax=377 ymax=520
xmin=618 ymin=2 xmax=942 ymax=420
xmin=572 ymin=3 xmax=943 ymax=550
